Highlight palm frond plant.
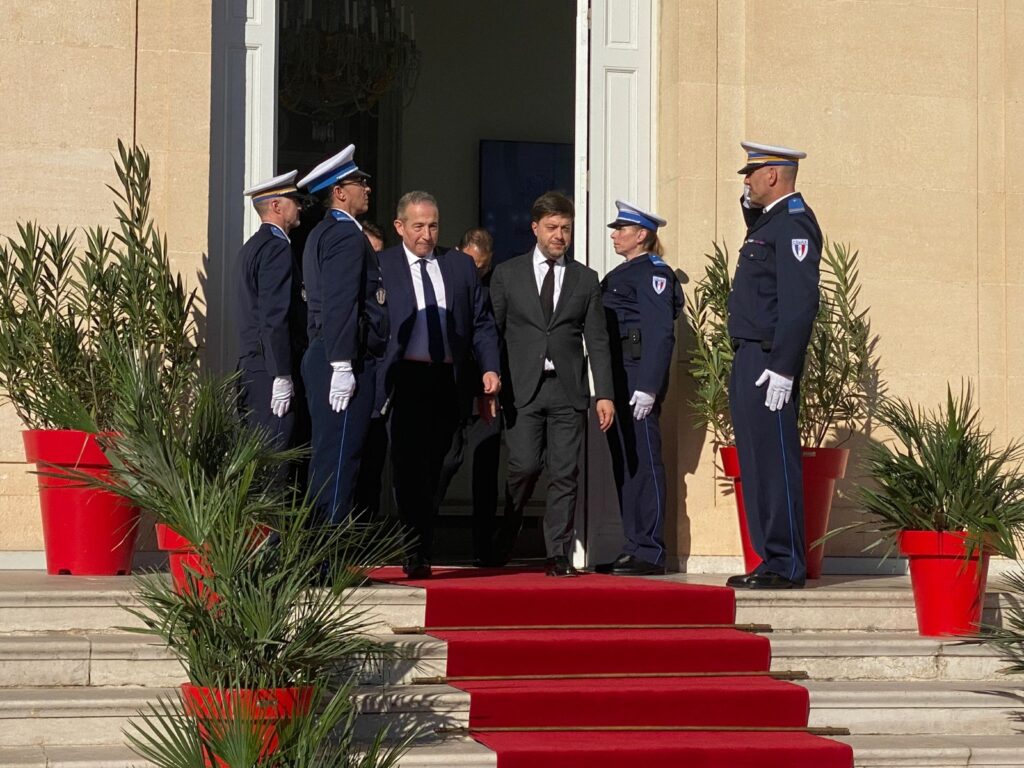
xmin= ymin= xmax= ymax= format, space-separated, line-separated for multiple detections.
xmin=981 ymin=571 xmax=1024 ymax=675
xmin=851 ymin=384 xmax=1024 ymax=559
xmin=843 ymin=383 xmax=1024 ymax=635
xmin=87 ymin=345 xmax=412 ymax=765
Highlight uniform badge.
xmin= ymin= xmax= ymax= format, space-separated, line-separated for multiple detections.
xmin=791 ymin=239 xmax=809 ymax=261
xmin=376 ymin=287 xmax=387 ymax=305
xmin=652 ymin=275 xmax=667 ymax=294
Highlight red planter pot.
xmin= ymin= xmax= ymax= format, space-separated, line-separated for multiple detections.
xmin=899 ymin=530 xmax=991 ymax=637
xmin=155 ymin=523 xmax=213 ymax=598
xmin=181 ymin=683 xmax=314 ymax=767
xmin=23 ymin=429 xmax=139 ymax=575
xmin=720 ymin=445 xmax=849 ymax=580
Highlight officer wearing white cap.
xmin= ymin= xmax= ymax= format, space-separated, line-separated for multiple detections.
xmin=297 ymin=145 xmax=389 ymax=526
xmin=727 ymin=141 xmax=822 ymax=590
xmin=595 ymin=201 xmax=683 ymax=576
xmin=236 ymin=170 xmax=307 ymax=454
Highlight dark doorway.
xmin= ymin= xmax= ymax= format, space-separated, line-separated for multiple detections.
xmin=276 ymin=0 xmax=577 ymax=561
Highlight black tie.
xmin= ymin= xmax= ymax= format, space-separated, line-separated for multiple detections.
xmin=540 ymin=258 xmax=557 ymax=323
xmin=418 ymin=259 xmax=445 ymax=363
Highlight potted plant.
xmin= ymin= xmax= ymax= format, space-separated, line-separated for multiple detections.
xmin=0 ymin=141 xmax=198 ymax=575
xmin=686 ymin=239 xmax=881 ymax=578
xmin=92 ymin=350 xmax=409 ymax=766
xmin=850 ymin=384 xmax=1024 ymax=636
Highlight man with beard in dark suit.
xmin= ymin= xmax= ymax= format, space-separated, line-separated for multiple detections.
xmin=489 ymin=191 xmax=616 ymax=576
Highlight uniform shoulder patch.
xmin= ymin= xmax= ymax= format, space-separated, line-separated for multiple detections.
xmin=652 ymin=275 xmax=667 ymax=294
xmin=648 ymin=254 xmax=667 ymax=267
xmin=791 ymin=239 xmax=809 ymax=261
xmin=787 ymin=197 xmax=806 ymax=215
xmin=269 ymin=225 xmax=289 ymax=241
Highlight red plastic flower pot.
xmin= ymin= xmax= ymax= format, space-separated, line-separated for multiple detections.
xmin=22 ymin=429 xmax=139 ymax=576
xmin=899 ymin=530 xmax=991 ymax=637
xmin=155 ymin=522 xmax=193 ymax=552
xmin=720 ymin=445 xmax=849 ymax=580
xmin=181 ymin=683 xmax=314 ymax=767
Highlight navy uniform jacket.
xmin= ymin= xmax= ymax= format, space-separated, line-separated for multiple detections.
xmin=601 ymin=254 xmax=684 ymax=398
xmin=727 ymin=194 xmax=822 ymax=376
xmin=375 ymin=246 xmax=500 ymax=412
xmin=303 ymin=209 xmax=388 ymax=361
xmin=236 ymin=222 xmax=303 ymax=376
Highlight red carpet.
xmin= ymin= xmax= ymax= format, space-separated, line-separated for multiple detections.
xmin=372 ymin=567 xmax=853 ymax=767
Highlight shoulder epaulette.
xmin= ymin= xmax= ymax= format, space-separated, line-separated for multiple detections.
xmin=787 ymin=197 xmax=806 ymax=215
xmin=648 ymin=254 xmax=668 ymax=267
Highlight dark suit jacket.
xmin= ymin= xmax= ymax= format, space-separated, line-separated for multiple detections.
xmin=376 ymin=246 xmax=501 ymax=413
xmin=235 ymin=223 xmax=304 ymax=377
xmin=490 ymin=251 xmax=614 ymax=410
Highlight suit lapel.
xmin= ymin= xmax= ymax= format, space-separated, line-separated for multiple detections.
xmin=437 ymin=249 xmax=457 ymax=334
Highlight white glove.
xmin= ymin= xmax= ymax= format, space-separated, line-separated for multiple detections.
xmin=329 ymin=361 xmax=356 ymax=412
xmin=270 ymin=375 xmax=294 ymax=418
xmin=629 ymin=391 xmax=655 ymax=420
xmin=755 ymin=369 xmax=793 ymax=412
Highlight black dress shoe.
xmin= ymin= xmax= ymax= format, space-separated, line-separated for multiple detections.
xmin=610 ymin=555 xmax=665 ymax=576
xmin=726 ymin=572 xmax=758 ymax=589
xmin=473 ymin=551 xmax=510 ymax=568
xmin=594 ymin=553 xmax=631 ymax=574
xmin=544 ymin=556 xmax=578 ymax=577
xmin=403 ymin=558 xmax=432 ymax=579
xmin=747 ymin=572 xmax=804 ymax=590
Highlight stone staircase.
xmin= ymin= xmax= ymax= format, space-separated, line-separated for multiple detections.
xmin=1 ymin=571 xmax=1023 ymax=767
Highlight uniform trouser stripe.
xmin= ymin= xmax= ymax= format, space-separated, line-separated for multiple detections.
xmin=643 ymin=416 xmax=664 ymax=563
xmin=331 ymin=409 xmax=350 ymax=515
xmin=776 ymin=410 xmax=797 ymax=581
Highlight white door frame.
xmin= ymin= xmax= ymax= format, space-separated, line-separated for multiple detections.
xmin=573 ymin=0 xmax=658 ymax=567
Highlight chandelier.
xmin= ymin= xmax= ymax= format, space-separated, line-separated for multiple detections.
xmin=279 ymin=0 xmax=420 ymax=128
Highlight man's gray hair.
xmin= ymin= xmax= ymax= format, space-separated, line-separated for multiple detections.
xmin=396 ymin=190 xmax=438 ymax=220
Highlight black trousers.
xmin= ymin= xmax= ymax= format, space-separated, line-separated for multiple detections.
xmin=502 ymin=373 xmax=586 ymax=558
xmin=605 ymin=362 xmax=667 ymax=567
xmin=389 ymin=361 xmax=459 ymax=561
xmin=353 ymin=415 xmax=389 ymax=519
xmin=436 ymin=409 xmax=503 ymax=560
xmin=301 ymin=338 xmax=377 ymax=525
xmin=728 ymin=340 xmax=806 ymax=582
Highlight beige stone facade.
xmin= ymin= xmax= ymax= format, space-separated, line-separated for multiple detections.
xmin=659 ymin=0 xmax=1023 ymax=563
xmin=0 ymin=2 xmax=211 ymax=552
xmin=1 ymin=1 xmax=1020 ymax=569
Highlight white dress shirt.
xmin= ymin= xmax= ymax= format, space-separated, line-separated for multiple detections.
xmin=533 ymin=246 xmax=565 ymax=371
xmin=403 ymin=246 xmax=452 ymax=363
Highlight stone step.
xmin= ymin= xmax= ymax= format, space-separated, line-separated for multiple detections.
xmin=0 ymin=571 xmax=422 ymax=633
xmin=6 ymin=678 xmax=1023 ymax=747
xmin=0 ymin=570 xmax=1015 ymax=635
xmin=0 ymin=685 xmax=471 ymax=748
xmin=842 ymin=734 xmax=1024 ymax=767
xmin=2 ymin=734 xmax=1021 ymax=768
xmin=0 ymin=737 xmax=496 ymax=767
xmin=0 ymin=629 xmax=1008 ymax=689
xmin=769 ymin=632 xmax=1007 ymax=681
xmin=804 ymin=680 xmax=1024 ymax=736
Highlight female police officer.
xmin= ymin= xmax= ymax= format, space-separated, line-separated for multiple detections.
xmin=595 ymin=201 xmax=683 ymax=576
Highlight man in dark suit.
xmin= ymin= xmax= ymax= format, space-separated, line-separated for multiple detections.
xmin=297 ymin=144 xmax=389 ymax=526
xmin=235 ymin=170 xmax=307 ymax=451
xmin=377 ymin=192 xmax=501 ymax=578
xmin=490 ymin=191 xmax=616 ymax=576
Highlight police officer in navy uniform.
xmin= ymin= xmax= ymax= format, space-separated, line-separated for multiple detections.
xmin=726 ymin=141 xmax=822 ymax=590
xmin=596 ymin=201 xmax=683 ymax=576
xmin=297 ymin=145 xmax=389 ymax=525
xmin=235 ymin=171 xmax=307 ymax=451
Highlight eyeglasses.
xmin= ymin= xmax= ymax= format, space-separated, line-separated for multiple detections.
xmin=340 ymin=178 xmax=369 ymax=188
